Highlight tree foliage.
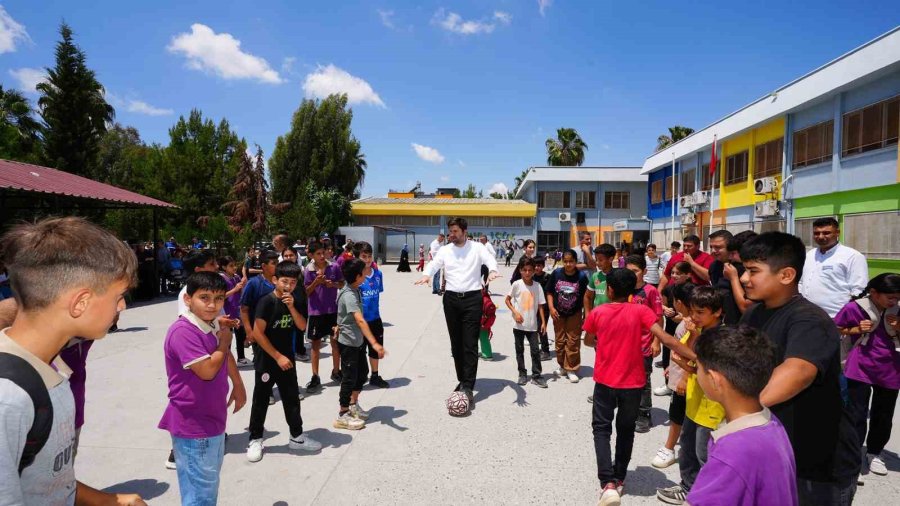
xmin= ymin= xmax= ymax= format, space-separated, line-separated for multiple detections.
xmin=656 ymin=125 xmax=695 ymax=151
xmin=461 ymin=183 xmax=483 ymax=199
xmin=545 ymin=127 xmax=587 ymax=166
xmin=0 ymin=85 xmax=42 ymax=162
xmin=224 ymin=146 xmax=284 ymax=236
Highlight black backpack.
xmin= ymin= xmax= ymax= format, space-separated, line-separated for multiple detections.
xmin=0 ymin=353 xmax=54 ymax=474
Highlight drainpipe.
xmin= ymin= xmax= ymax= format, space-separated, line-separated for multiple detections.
xmin=783 ymin=114 xmax=795 ymax=234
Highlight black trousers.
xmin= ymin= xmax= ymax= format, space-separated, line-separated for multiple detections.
xmin=442 ymin=290 xmax=482 ymax=392
xmin=339 ymin=342 xmax=369 ymax=408
xmin=249 ymin=365 xmax=303 ymax=440
xmin=234 ymin=326 xmax=246 ymax=360
xmin=846 ymin=378 xmax=898 ymax=455
xmin=592 ymin=383 xmax=641 ymax=485
xmin=513 ymin=329 xmax=542 ymax=377
xmin=640 ymin=356 xmax=652 ymax=418
xmin=538 ymin=303 xmax=550 ymax=353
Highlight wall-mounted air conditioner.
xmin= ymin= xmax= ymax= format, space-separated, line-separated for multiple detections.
xmin=559 ymin=212 xmax=571 ymax=222
xmin=679 ymin=195 xmax=694 ymax=208
xmin=692 ymin=191 xmax=708 ymax=206
xmin=754 ymin=200 xmax=780 ymax=217
xmin=681 ymin=213 xmax=697 ymax=225
xmin=754 ymin=177 xmax=777 ymax=195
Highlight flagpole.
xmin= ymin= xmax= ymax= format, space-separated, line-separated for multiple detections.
xmin=670 ymin=152 xmax=676 ymax=244
xmin=709 ymin=135 xmax=717 ymax=239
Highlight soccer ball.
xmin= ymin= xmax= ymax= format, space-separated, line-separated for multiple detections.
xmin=447 ymin=391 xmax=470 ymax=417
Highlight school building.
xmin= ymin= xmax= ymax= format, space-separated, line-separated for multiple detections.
xmin=514 ymin=166 xmax=649 ymax=252
xmin=642 ymin=27 xmax=900 ymax=275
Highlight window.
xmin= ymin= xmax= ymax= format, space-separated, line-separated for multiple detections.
xmin=604 ymin=191 xmax=630 ymax=210
xmin=664 ymin=175 xmax=674 ymax=200
xmin=490 ymin=217 xmax=532 ymax=228
xmin=724 ymin=150 xmax=749 ymax=185
xmin=842 ymin=96 xmax=900 ymax=156
xmin=755 ymin=137 xmax=784 ymax=178
xmin=537 ymin=231 xmax=569 ymax=253
xmin=538 ymin=191 xmax=570 ymax=208
xmin=680 ymin=169 xmax=696 ymax=196
xmin=574 ymin=191 xmax=596 ymax=209
xmin=843 ymin=211 xmax=900 ymax=259
xmin=353 ymin=215 xmax=440 ymax=226
xmin=651 ymin=180 xmax=663 ymax=204
xmin=700 ymin=163 xmax=719 ymax=191
xmin=793 ymin=120 xmax=834 ymax=168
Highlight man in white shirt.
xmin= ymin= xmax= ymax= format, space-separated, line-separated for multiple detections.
xmin=799 ymin=217 xmax=869 ymax=318
xmin=418 ymin=218 xmax=499 ymax=407
xmin=429 ymin=233 xmax=445 ymax=294
xmin=659 ymin=241 xmax=680 ymax=268
xmin=479 ymin=235 xmax=496 ymax=257
xmin=574 ymin=231 xmax=596 ymax=273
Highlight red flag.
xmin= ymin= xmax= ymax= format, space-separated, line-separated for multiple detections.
xmin=709 ymin=135 xmax=718 ymax=178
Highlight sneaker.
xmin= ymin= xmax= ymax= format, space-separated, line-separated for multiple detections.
xmin=330 ymin=369 xmax=342 ymax=383
xmin=651 ymin=447 xmax=676 ymax=468
xmin=165 ymin=449 xmax=176 ymax=470
xmin=567 ymin=371 xmax=580 ymax=383
xmin=369 ymin=375 xmax=390 ymax=388
xmin=656 ymin=484 xmax=687 ymax=505
xmin=349 ymin=403 xmax=370 ymax=420
xmin=479 ymin=354 xmax=493 ymax=361
xmin=653 ymin=385 xmax=673 ymax=396
xmin=517 ymin=374 xmax=528 ymax=385
xmin=553 ymin=366 xmax=563 ymax=377
xmin=464 ymin=389 xmax=475 ymax=406
xmin=246 ymin=439 xmax=263 ymax=462
xmin=532 ymin=376 xmax=548 ymax=388
xmin=597 ymin=482 xmax=621 ymax=506
xmin=635 ymin=416 xmax=651 ymax=433
xmin=587 ymin=395 xmax=594 ymax=403
xmin=868 ymin=453 xmax=888 ymax=476
xmin=540 ymin=351 xmax=551 ymax=361
xmin=268 ymin=395 xmax=276 ymax=405
xmin=305 ymin=375 xmax=322 ymax=393
xmin=289 ymin=434 xmax=323 ymax=452
xmin=297 ymin=390 xmax=305 ymax=402
xmin=334 ymin=412 xmax=366 ymax=430
xmin=236 ymin=358 xmax=251 ymax=366
xmin=654 ymin=360 xmax=664 ymax=369
xmin=615 ymin=480 xmax=625 ymax=496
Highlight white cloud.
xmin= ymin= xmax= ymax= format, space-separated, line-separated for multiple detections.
xmin=377 ymin=9 xmax=395 ymax=29
xmin=303 ymin=64 xmax=385 ymax=107
xmin=8 ymin=67 xmax=45 ymax=95
xmin=106 ymin=92 xmax=173 ymax=116
xmin=281 ymin=56 xmax=296 ymax=74
xmin=0 ymin=7 xmax=29 ymax=54
xmin=488 ymin=182 xmax=509 ymax=195
xmin=432 ymin=9 xmax=511 ymax=35
xmin=440 ymin=175 xmax=450 ymax=182
xmin=412 ymin=143 xmax=445 ymax=164
xmin=167 ymin=24 xmax=283 ymax=84
xmin=538 ymin=0 xmax=554 ymax=17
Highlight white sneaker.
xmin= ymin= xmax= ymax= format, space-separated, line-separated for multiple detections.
xmin=236 ymin=358 xmax=251 ymax=366
xmin=653 ymin=385 xmax=673 ymax=396
xmin=869 ymin=453 xmax=888 ymax=476
xmin=289 ymin=434 xmax=322 ymax=452
xmin=349 ymin=403 xmax=370 ymax=420
xmin=598 ymin=483 xmax=621 ymax=506
xmin=651 ymin=447 xmax=676 ymax=468
xmin=567 ymin=371 xmax=580 ymax=383
xmin=334 ymin=411 xmax=366 ymax=430
xmin=553 ymin=366 xmax=564 ymax=377
xmin=246 ymin=439 xmax=263 ymax=462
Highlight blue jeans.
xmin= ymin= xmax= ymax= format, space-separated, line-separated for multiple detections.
xmin=679 ymin=417 xmax=712 ymax=491
xmin=172 ymin=434 xmax=225 ymax=506
xmin=432 ymin=270 xmax=441 ymax=293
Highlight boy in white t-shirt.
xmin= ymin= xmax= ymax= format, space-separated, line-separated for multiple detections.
xmin=506 ymin=257 xmax=548 ymax=388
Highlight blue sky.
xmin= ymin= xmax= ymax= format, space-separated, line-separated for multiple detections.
xmin=2 ymin=1 xmax=896 ymax=197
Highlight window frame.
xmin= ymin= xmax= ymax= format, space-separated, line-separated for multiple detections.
xmin=724 ymin=150 xmax=749 ymax=186
xmin=651 ymin=180 xmax=663 ymax=204
xmin=754 ymin=137 xmax=784 ymax=178
xmin=700 ymin=163 xmax=719 ymax=191
xmin=793 ymin=120 xmax=834 ymax=169
xmin=604 ymin=191 xmax=630 ymax=210
xmin=537 ymin=191 xmax=570 ymax=209
xmin=574 ymin=191 xmax=596 ymax=209
xmin=664 ymin=175 xmax=674 ymax=201
xmin=680 ymin=168 xmax=696 ymax=196
xmin=841 ymin=95 xmax=900 ymax=157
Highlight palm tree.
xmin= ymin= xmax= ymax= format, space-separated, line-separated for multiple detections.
xmin=545 ymin=127 xmax=588 ymax=166
xmin=656 ymin=125 xmax=695 ymax=151
xmin=0 ymin=85 xmax=42 ymax=144
xmin=352 ymin=149 xmax=367 ymax=191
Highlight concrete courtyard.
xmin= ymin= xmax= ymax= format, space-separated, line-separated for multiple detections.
xmin=75 ymin=265 xmax=900 ymax=505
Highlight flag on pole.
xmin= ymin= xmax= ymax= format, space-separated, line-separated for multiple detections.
xmin=709 ymin=135 xmax=718 ymax=178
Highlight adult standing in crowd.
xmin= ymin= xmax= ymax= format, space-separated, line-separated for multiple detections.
xmin=272 ymin=233 xmax=290 ymax=261
xmin=705 ymin=230 xmax=748 ymax=325
xmin=657 ymin=235 xmax=713 ymax=293
xmin=417 ymin=218 xmax=499 ymax=407
xmin=574 ymin=231 xmax=597 ymax=273
xmin=800 ymin=217 xmax=869 ymax=318
xmin=480 ymin=235 xmax=496 ymax=284
xmin=429 ymin=233 xmax=445 ymax=295
xmin=644 ymin=243 xmax=663 ymax=288
xmin=660 ymin=241 xmax=680 ymax=268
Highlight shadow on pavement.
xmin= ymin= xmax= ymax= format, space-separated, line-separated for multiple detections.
xmin=224 ymin=429 xmax=281 ymax=454
xmin=302 ymin=428 xmax=353 ymax=449
xmin=622 ymin=466 xmax=673 ymax=497
xmin=368 ymin=406 xmax=409 ymax=431
xmin=103 ymin=479 xmax=170 ymax=500
xmin=649 ymin=407 xmax=670 ymax=427
xmin=473 ymin=377 xmax=528 ymax=407
xmin=486 ymin=352 xmax=508 ymax=362
xmin=365 ymin=376 xmax=411 ymax=390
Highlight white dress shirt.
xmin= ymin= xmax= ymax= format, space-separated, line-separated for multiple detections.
xmin=429 ymin=239 xmax=442 ymax=260
xmin=424 ymin=240 xmax=498 ymax=293
xmin=483 ymin=241 xmax=496 ymax=258
xmin=800 ymin=243 xmax=869 ymax=317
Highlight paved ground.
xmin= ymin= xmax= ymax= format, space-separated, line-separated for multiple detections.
xmin=76 ymin=265 xmax=900 ymax=505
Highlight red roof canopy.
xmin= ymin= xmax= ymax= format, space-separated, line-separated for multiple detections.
xmin=0 ymin=159 xmax=176 ymax=208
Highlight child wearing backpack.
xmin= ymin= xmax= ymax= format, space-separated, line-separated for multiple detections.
xmin=479 ymin=286 xmax=497 ymax=361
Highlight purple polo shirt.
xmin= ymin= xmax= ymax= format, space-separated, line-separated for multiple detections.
xmin=687 ymin=411 xmax=797 ymax=506
xmin=59 ymin=339 xmax=94 ymax=429
xmin=158 ymin=315 xmax=229 ymax=439
xmin=222 ymin=273 xmax=241 ymax=319
xmin=304 ymin=262 xmax=344 ymax=316
xmin=835 ymin=301 xmax=900 ymax=390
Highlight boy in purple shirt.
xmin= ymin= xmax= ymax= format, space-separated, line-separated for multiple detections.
xmin=686 ymin=325 xmax=798 ymax=506
xmin=304 ymin=241 xmax=345 ymax=393
xmin=159 ymin=272 xmax=245 ymax=505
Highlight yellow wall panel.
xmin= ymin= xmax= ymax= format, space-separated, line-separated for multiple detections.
xmin=720 ymin=118 xmax=785 ymax=209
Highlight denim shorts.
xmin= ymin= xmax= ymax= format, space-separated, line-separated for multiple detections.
xmin=172 ymin=433 xmax=225 ymax=506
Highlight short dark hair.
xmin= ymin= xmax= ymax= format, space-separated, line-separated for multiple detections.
xmin=593 ymin=243 xmax=616 ymax=258
xmin=533 ymin=256 xmax=546 ymax=265
xmin=447 ymin=217 xmax=468 ymax=230
xmin=275 ymin=260 xmax=302 ymax=279
xmin=607 ymin=268 xmax=637 ymax=299
xmin=694 ymin=325 xmax=777 ymax=398
xmin=672 ymin=282 xmax=696 ymax=306
xmin=625 ymin=254 xmax=646 ymax=271
xmin=260 ymin=250 xmax=280 ymax=265
xmin=708 ymin=230 xmax=733 ymax=242
xmin=812 ymin=217 xmax=839 ymax=229
xmin=186 ymin=271 xmax=227 ymax=296
xmin=727 ymin=230 xmax=758 ymax=253
xmin=184 ymin=249 xmax=216 ymax=273
xmin=217 ymin=256 xmax=235 ymax=270
xmin=690 ymin=285 xmax=724 ymax=312
xmin=671 ymin=241 xmax=681 ymax=249
xmin=353 ymin=241 xmax=373 ymax=256
xmin=562 ymin=248 xmax=578 ymax=261
xmin=341 ymin=258 xmax=366 ymax=283
xmin=579 ymin=231 xmax=591 ymax=239
xmin=683 ymin=235 xmax=701 ymax=245
xmin=308 ymin=240 xmax=324 ymax=254
xmin=672 ymin=261 xmax=691 ymax=274
xmin=519 ymin=256 xmax=536 ymax=270
xmin=739 ymin=232 xmax=805 ymax=281
xmin=647 ymin=243 xmax=657 ymax=250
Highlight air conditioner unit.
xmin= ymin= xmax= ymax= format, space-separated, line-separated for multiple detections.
xmin=575 ymin=212 xmax=586 ymax=224
xmin=692 ymin=191 xmax=708 ymax=206
xmin=754 ymin=176 xmax=777 ymax=195
xmin=681 ymin=213 xmax=697 ymax=225
xmin=558 ymin=212 xmax=571 ymax=222
xmin=679 ymin=195 xmax=694 ymax=208
xmin=754 ymin=199 xmax=780 ymax=217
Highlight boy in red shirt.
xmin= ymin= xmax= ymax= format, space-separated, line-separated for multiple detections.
xmin=583 ymin=268 xmax=694 ymax=506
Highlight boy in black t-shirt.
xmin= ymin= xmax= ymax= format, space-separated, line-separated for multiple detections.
xmin=739 ymin=232 xmax=859 ymax=505
xmin=246 ymin=261 xmax=321 ymax=463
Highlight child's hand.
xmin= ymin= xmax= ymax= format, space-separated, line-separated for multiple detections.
xmin=663 ymin=306 xmax=677 ymax=318
xmin=276 ymin=354 xmax=293 ymax=371
xmin=550 ymin=308 xmax=560 ymax=321
xmin=217 ymin=316 xmax=239 ymax=329
xmin=115 ymin=494 xmax=147 ymax=506
xmin=375 ymin=345 xmax=386 ymax=359
xmin=281 ymin=293 xmax=294 ymax=307
xmin=651 ymin=341 xmax=661 ymax=357
xmin=859 ymin=320 xmax=873 ymax=333
xmin=315 ymin=273 xmax=326 ymax=285
xmin=540 ymin=323 xmax=547 ymax=335
xmin=684 ymin=317 xmax=697 ymax=333
xmin=228 ymin=383 xmax=247 ymax=413
xmin=887 ymin=315 xmax=899 ymax=331
xmin=513 ymin=311 xmax=524 ymax=324
xmin=723 ymin=262 xmax=738 ymax=281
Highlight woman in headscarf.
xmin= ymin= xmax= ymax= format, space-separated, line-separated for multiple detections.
xmin=397 ymin=243 xmax=412 ymax=272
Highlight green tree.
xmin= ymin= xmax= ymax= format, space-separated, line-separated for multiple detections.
xmin=37 ymin=23 xmax=114 ymax=178
xmin=461 ymin=183 xmax=482 ymax=198
xmin=656 ymin=125 xmax=695 ymax=151
xmin=0 ymin=85 xmax=42 ymax=161
xmin=308 ymin=182 xmax=350 ymax=235
xmin=511 ymin=167 xmax=530 ymax=196
xmin=545 ymin=127 xmax=588 ymax=166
